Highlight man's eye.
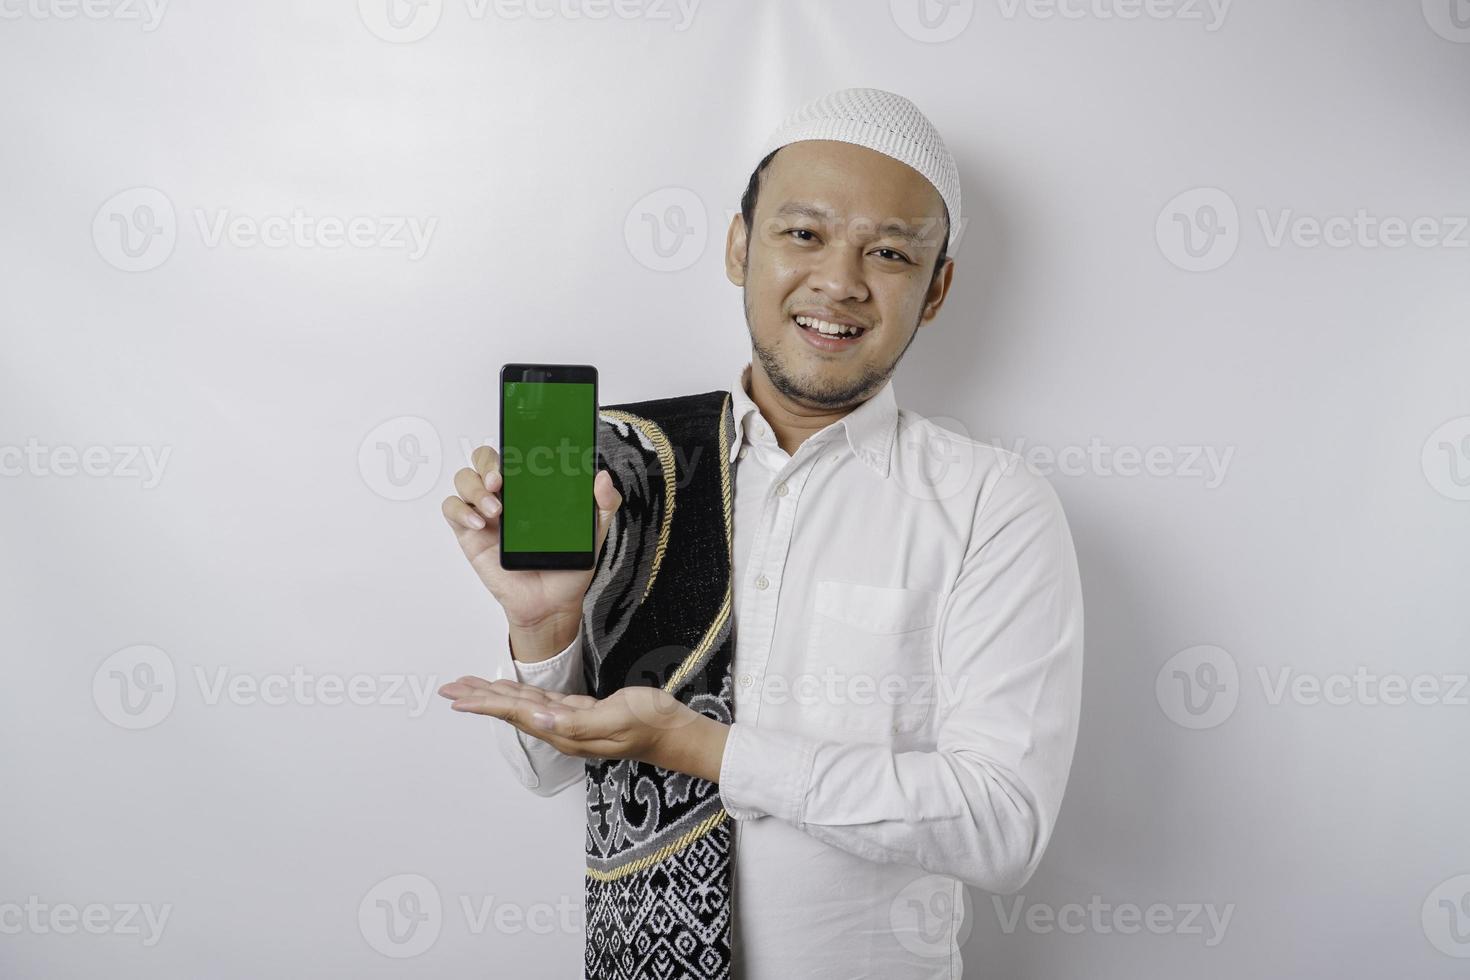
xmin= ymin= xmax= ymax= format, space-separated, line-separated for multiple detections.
xmin=873 ymin=248 xmax=911 ymax=263
xmin=785 ymin=228 xmax=818 ymax=242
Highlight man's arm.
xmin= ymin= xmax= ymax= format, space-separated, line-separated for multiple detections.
xmin=438 ymin=440 xmax=625 ymax=796
xmin=717 ymin=463 xmax=1083 ymax=894
xmin=447 ymin=461 xmax=1083 ymax=894
xmin=492 ymin=619 xmax=591 ymax=796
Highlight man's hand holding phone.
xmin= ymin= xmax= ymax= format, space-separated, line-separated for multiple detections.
xmin=441 ymin=445 xmax=622 ymax=663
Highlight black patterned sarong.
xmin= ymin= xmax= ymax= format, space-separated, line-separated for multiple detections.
xmin=580 ymin=389 xmax=738 ymax=980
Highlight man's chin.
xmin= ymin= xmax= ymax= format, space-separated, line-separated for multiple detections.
xmin=768 ymin=355 xmax=879 ymax=409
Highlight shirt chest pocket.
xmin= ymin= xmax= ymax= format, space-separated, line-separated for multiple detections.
xmin=804 ymin=580 xmax=941 ymax=740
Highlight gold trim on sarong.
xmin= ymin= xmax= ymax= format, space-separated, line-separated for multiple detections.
xmin=600 ymin=409 xmax=677 ymax=603
xmin=588 ymin=394 xmax=737 ymax=881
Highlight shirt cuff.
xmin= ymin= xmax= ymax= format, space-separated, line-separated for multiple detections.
xmin=494 ymin=625 xmax=585 ymax=790
xmin=717 ymin=721 xmax=819 ymax=825
xmin=504 ymin=623 xmax=585 ymax=693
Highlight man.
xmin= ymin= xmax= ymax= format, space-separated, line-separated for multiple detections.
xmin=439 ymin=87 xmax=1084 ymax=979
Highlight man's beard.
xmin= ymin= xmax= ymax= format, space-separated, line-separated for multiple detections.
xmin=742 ymin=283 xmax=918 ymax=410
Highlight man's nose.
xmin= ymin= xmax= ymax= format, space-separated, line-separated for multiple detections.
xmin=806 ymin=239 xmax=869 ymax=302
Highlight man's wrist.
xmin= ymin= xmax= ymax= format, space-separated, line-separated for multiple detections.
xmin=507 ymin=610 xmax=580 ymax=664
xmin=650 ymin=713 xmax=729 ymax=783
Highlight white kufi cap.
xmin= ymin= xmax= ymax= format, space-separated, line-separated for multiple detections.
xmin=755 ymin=87 xmax=961 ymax=252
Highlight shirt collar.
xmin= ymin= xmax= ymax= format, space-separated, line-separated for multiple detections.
xmin=728 ymin=361 xmax=898 ymax=477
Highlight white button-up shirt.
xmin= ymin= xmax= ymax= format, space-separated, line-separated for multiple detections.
xmin=496 ymin=361 xmax=1084 ymax=979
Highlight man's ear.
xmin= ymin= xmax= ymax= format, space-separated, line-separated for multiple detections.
xmin=919 ymin=257 xmax=954 ymax=326
xmin=724 ymin=213 xmax=748 ymax=286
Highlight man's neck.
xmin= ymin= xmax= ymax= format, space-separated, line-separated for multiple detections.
xmin=745 ymin=362 xmax=856 ymax=457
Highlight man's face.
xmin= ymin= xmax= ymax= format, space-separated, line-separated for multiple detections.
xmin=725 ymin=139 xmax=953 ymax=410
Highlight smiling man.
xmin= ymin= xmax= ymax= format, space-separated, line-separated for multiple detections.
xmin=440 ymin=87 xmax=1084 ymax=980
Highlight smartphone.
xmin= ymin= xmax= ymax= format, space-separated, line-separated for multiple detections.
xmin=498 ymin=363 xmax=599 ymax=571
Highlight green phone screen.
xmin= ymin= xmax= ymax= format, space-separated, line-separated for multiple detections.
xmin=501 ymin=380 xmax=596 ymax=553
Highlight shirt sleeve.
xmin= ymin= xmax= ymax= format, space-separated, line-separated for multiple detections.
xmin=717 ymin=462 xmax=1084 ymax=895
xmin=493 ymin=618 xmax=590 ymax=797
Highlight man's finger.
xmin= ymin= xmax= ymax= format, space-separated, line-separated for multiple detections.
xmin=438 ymin=681 xmax=484 ymax=700
xmin=535 ymin=703 xmax=604 ymax=739
xmin=593 ymin=469 xmax=623 ymax=564
xmin=453 ymin=466 xmax=501 ymax=520
xmin=441 ymin=495 xmax=487 ymax=531
xmin=470 ymin=444 xmax=500 ymax=479
xmin=448 ymin=690 xmax=519 ymax=721
xmin=449 ymin=689 xmax=558 ymax=729
xmin=439 ymin=678 xmax=554 ymax=704
xmin=540 ymin=692 xmax=599 ymax=710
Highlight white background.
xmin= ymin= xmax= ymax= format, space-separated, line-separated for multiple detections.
xmin=2 ymin=1 xmax=1468 ymax=977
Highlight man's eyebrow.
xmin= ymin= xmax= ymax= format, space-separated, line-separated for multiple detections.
xmin=873 ymin=220 xmax=929 ymax=245
xmin=772 ymin=202 xmax=932 ymax=246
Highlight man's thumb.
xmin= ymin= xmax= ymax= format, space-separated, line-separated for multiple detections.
xmin=593 ymin=469 xmax=623 ymax=558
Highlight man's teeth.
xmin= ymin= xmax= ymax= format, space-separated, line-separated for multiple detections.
xmin=795 ymin=315 xmax=863 ymax=337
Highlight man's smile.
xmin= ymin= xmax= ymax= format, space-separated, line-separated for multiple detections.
xmin=792 ymin=310 xmax=870 ymax=350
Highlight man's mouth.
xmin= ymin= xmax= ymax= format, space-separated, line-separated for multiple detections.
xmin=793 ymin=314 xmax=867 ymax=347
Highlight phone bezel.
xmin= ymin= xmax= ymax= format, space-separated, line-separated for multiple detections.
xmin=498 ymin=363 xmax=599 ymax=571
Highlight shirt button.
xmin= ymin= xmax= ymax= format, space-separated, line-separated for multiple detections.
xmin=830 ymin=453 xmax=840 ymax=462
xmin=775 ymin=482 xmax=788 ymax=497
xmin=738 ymin=446 xmax=749 ymax=460
xmin=740 ymin=673 xmax=753 ymax=687
xmin=755 ymin=574 xmax=769 ymax=590
xmin=755 ymin=422 xmax=766 ymax=437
